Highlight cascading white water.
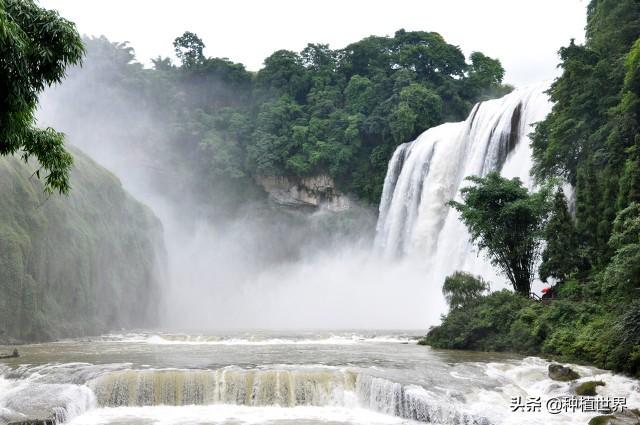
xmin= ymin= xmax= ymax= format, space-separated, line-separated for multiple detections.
xmin=375 ymin=85 xmax=551 ymax=285
xmin=0 ymin=364 xmax=487 ymax=424
xmin=4 ymin=338 xmax=640 ymax=425
xmin=86 ymin=367 xmax=488 ymax=424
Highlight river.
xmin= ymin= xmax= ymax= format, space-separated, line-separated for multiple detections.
xmin=1 ymin=331 xmax=638 ymax=425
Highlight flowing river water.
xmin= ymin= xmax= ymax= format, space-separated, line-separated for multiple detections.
xmin=1 ymin=331 xmax=638 ymax=425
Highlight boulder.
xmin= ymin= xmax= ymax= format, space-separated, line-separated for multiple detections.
xmin=588 ymin=409 xmax=640 ymax=425
xmin=575 ymin=380 xmax=605 ymax=396
xmin=548 ymin=363 xmax=580 ymax=381
xmin=589 ymin=416 xmax=617 ymax=425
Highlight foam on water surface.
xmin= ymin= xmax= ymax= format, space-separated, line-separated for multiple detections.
xmin=65 ymin=405 xmax=417 ymax=425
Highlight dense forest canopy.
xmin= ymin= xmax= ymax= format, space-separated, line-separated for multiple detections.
xmin=53 ymin=29 xmax=508 ymax=216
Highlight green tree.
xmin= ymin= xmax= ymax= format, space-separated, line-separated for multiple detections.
xmin=394 ymin=29 xmax=466 ymax=80
xmin=201 ymin=130 xmax=245 ymax=179
xmin=0 ymin=0 xmax=83 ymax=193
xmin=151 ymin=56 xmax=174 ymax=71
xmin=450 ymin=173 xmax=550 ymax=296
xmin=539 ymin=188 xmax=581 ymax=283
xmin=301 ymin=43 xmax=337 ymax=73
xmin=442 ymin=271 xmax=489 ymax=311
xmin=468 ymin=52 xmax=505 ymax=87
xmin=613 ymin=38 xmax=640 ymax=210
xmin=256 ymin=50 xmax=308 ymax=102
xmin=173 ymin=31 xmax=205 ymax=68
xmin=344 ymin=75 xmax=375 ymax=114
xmin=602 ymin=203 xmax=640 ymax=298
xmin=422 ymin=289 xmax=532 ymax=351
xmin=389 ymin=83 xmax=443 ymax=143
xmin=467 ymin=52 xmax=509 ymax=99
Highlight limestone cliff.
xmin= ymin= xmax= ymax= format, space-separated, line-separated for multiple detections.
xmin=0 ymin=149 xmax=165 ymax=342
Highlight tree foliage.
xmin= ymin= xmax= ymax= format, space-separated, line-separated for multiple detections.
xmin=0 ymin=0 xmax=83 ymax=193
xmin=244 ymin=29 xmax=507 ymax=202
xmin=532 ymin=0 xmax=640 ymax=266
xmin=422 ymin=290 xmax=533 ymax=351
xmin=442 ymin=271 xmax=489 ymax=311
xmin=173 ymin=31 xmax=205 ymax=68
xmin=450 ymin=173 xmax=550 ymax=296
xmin=539 ymin=188 xmax=581 ymax=283
xmin=602 ymin=203 xmax=640 ymax=299
xmin=56 ymin=29 xmax=506 ymax=209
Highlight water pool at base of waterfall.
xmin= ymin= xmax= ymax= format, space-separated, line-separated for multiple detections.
xmin=1 ymin=331 xmax=638 ymax=425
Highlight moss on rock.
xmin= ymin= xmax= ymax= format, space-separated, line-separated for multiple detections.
xmin=588 ymin=416 xmax=616 ymax=425
xmin=576 ymin=380 xmax=606 ymax=396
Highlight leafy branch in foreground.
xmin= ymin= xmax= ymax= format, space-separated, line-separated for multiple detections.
xmin=0 ymin=0 xmax=84 ymax=193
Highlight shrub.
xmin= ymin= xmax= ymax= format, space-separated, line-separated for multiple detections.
xmin=442 ymin=271 xmax=489 ymax=311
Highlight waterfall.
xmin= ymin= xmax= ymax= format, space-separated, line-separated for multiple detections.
xmin=89 ymin=368 xmax=356 ymax=407
xmin=375 ymin=85 xmax=550 ymax=284
xmin=87 ymin=367 xmax=489 ymax=424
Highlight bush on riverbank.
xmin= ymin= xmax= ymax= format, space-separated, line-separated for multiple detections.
xmin=422 ymin=279 xmax=640 ymax=377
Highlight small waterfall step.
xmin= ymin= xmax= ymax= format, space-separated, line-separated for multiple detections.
xmin=88 ymin=367 xmax=490 ymax=425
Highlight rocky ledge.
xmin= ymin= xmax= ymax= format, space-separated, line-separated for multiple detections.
xmin=255 ymin=175 xmax=351 ymax=212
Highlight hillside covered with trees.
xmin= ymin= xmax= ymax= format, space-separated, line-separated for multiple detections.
xmin=425 ymin=0 xmax=640 ymax=378
xmin=45 ymin=29 xmax=509 ymax=219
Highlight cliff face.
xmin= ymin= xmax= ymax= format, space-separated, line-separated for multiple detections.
xmin=0 ymin=149 xmax=165 ymax=342
xmin=255 ymin=175 xmax=351 ymax=212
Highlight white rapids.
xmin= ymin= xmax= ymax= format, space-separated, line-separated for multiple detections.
xmin=1 ymin=333 xmax=639 ymax=425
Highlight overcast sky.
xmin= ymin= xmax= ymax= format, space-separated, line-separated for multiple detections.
xmin=40 ymin=0 xmax=587 ymax=87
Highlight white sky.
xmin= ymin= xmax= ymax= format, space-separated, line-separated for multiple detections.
xmin=40 ymin=0 xmax=587 ymax=86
